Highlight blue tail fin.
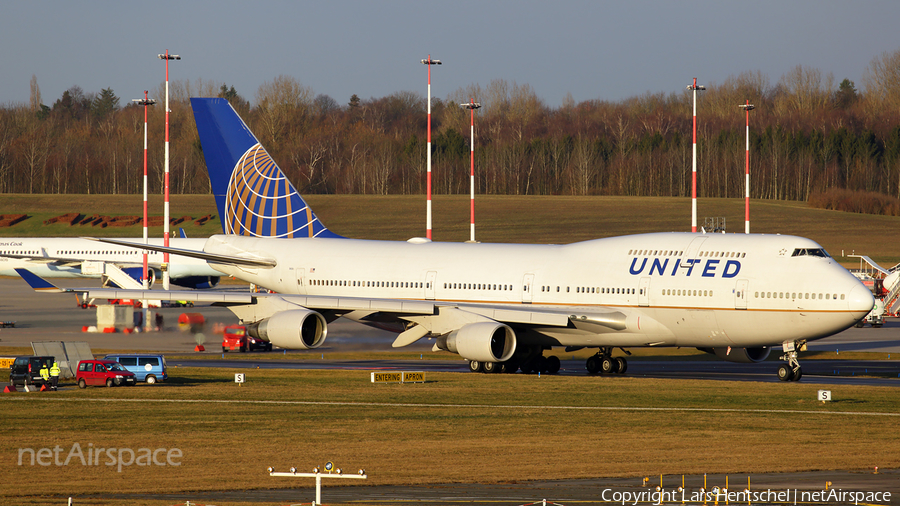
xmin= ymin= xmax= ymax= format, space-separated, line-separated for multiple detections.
xmin=190 ymin=97 xmax=341 ymax=239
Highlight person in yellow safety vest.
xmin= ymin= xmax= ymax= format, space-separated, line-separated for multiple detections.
xmin=39 ymin=363 xmax=50 ymax=386
xmin=49 ymin=361 xmax=61 ymax=391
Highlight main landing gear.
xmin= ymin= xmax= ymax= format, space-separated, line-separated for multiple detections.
xmin=467 ymin=348 xmax=562 ymax=375
xmin=585 ymin=347 xmax=628 ymax=375
xmin=777 ymin=340 xmax=806 ymax=382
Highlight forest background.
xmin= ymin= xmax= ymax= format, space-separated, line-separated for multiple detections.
xmin=3 ymin=49 xmax=900 ymax=212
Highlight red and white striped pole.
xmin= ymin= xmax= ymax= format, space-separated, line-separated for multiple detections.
xmin=739 ymin=100 xmax=756 ymax=234
xmin=687 ymin=78 xmax=705 ymax=233
xmin=460 ymin=100 xmax=481 ymax=242
xmin=132 ymin=92 xmax=156 ymax=330
xmin=421 ymin=56 xmax=441 ymax=240
xmin=158 ymin=50 xmax=180 ymax=289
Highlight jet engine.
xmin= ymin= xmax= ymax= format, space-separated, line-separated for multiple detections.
xmin=170 ymin=275 xmax=221 ymax=289
xmin=246 ymin=309 xmax=327 ymax=350
xmin=117 ymin=267 xmax=155 ymax=287
xmin=436 ymin=321 xmax=516 ymax=363
xmin=698 ymin=347 xmax=770 ymax=363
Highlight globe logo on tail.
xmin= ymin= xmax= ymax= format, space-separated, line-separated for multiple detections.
xmin=224 ymin=144 xmax=318 ymax=238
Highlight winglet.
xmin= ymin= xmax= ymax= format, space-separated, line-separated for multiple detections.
xmin=15 ymin=268 xmax=65 ymax=293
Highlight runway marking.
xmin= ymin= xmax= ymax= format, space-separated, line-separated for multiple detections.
xmin=5 ymin=397 xmax=900 ymax=417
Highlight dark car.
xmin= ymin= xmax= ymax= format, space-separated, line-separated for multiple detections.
xmin=76 ymin=359 xmax=136 ymax=388
xmin=8 ymin=356 xmax=55 ymax=387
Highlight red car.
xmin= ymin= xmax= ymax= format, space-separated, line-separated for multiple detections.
xmin=76 ymin=359 xmax=136 ymax=388
xmin=222 ymin=324 xmax=272 ymax=352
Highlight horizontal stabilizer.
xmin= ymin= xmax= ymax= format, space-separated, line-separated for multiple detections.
xmin=15 ymin=268 xmax=65 ymax=292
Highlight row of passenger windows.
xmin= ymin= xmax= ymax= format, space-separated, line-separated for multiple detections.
xmin=540 ymin=286 xmax=636 ymax=295
xmin=2 ymin=249 xmax=147 ymax=256
xmin=59 ymin=250 xmax=143 ymax=255
xmin=310 ymin=279 xmax=428 ymax=289
xmin=755 ymin=291 xmax=845 ymax=300
xmin=662 ymin=289 xmax=714 ymax=297
xmin=444 ymin=283 xmax=514 ymax=291
xmin=627 ymin=249 xmax=746 ymax=259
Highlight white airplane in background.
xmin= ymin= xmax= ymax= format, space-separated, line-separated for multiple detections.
xmin=1 ymin=236 xmax=222 ymax=289
xmin=18 ymin=98 xmax=874 ymax=381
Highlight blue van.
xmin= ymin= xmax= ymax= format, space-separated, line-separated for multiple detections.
xmin=102 ymin=354 xmax=167 ymax=384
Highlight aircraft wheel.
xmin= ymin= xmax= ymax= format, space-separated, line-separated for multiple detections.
xmin=615 ymin=357 xmax=628 ymax=374
xmin=777 ymin=364 xmax=794 ymax=381
xmin=521 ymin=360 xmax=535 ymax=374
xmin=502 ymin=360 xmax=519 ymax=373
xmin=482 ymin=361 xmax=500 ymax=374
xmin=586 ymin=356 xmax=601 ymax=374
xmin=468 ymin=360 xmax=483 ymax=373
xmin=546 ymin=356 xmax=561 ymax=374
xmin=601 ymin=356 xmax=619 ymax=374
xmin=791 ymin=367 xmax=802 ymax=381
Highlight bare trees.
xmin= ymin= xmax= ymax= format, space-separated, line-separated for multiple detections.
xmin=863 ymin=49 xmax=900 ymax=113
xmin=255 ymin=75 xmax=314 ymax=146
xmin=5 ymin=61 xmax=900 ymax=203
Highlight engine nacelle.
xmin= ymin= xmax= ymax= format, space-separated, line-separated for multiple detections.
xmin=698 ymin=346 xmax=771 ymax=363
xmin=436 ymin=321 xmax=516 ymax=363
xmin=118 ymin=267 xmax=155 ymax=287
xmin=170 ymin=275 xmax=221 ymax=289
xmin=246 ymin=309 xmax=327 ymax=350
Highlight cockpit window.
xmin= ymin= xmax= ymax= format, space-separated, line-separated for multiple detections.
xmin=792 ymin=248 xmax=830 ymax=258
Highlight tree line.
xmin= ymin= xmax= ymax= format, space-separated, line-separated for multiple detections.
xmin=3 ymin=49 xmax=900 ymax=203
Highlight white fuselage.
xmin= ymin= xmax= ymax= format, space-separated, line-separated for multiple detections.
xmin=202 ymin=232 xmax=873 ymax=349
xmin=0 ymin=237 xmax=221 ymax=279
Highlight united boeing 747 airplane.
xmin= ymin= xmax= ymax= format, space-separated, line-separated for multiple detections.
xmin=20 ymin=98 xmax=874 ymax=381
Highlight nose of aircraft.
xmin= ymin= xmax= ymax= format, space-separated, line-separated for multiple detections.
xmin=847 ymin=283 xmax=875 ymax=315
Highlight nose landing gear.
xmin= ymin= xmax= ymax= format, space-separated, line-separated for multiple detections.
xmin=777 ymin=340 xmax=806 ymax=381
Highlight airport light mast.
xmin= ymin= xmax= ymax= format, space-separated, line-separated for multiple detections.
xmin=686 ymin=78 xmax=705 ymax=233
xmin=739 ymin=100 xmax=756 ymax=234
xmin=460 ymin=100 xmax=481 ymax=242
xmin=421 ymin=55 xmax=441 ymax=240
xmin=158 ymin=50 xmax=180 ymax=289
xmin=132 ymin=92 xmax=156 ymax=331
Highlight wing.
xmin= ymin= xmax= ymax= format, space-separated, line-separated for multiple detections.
xmin=17 ymin=269 xmax=633 ymax=364
xmin=84 ymin=237 xmax=276 ymax=268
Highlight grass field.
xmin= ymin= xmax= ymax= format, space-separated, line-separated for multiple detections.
xmin=1 ymin=368 xmax=898 ymax=504
xmin=2 ymin=193 xmax=899 ymax=266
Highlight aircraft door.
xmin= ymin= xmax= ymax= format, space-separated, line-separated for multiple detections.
xmin=425 ymin=271 xmax=437 ymax=300
xmin=734 ymin=279 xmax=748 ymax=309
xmin=522 ymin=273 xmax=535 ymax=303
xmin=295 ymin=268 xmax=307 ymax=295
xmin=638 ymin=277 xmax=650 ymax=306
xmin=679 ymin=236 xmax=708 ymax=273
